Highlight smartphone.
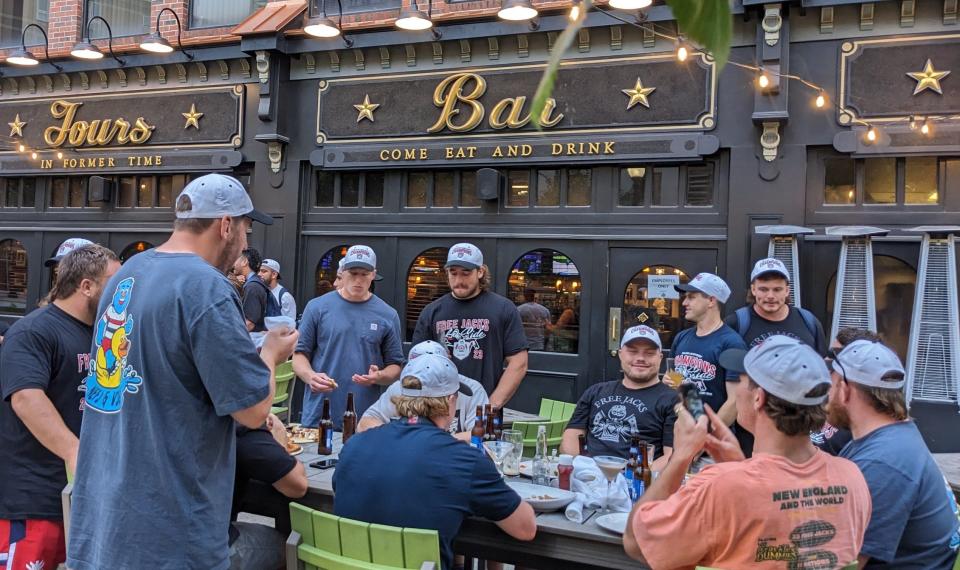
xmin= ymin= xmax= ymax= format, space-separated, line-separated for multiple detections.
xmin=679 ymin=383 xmax=707 ymax=423
xmin=309 ymin=459 xmax=338 ymax=470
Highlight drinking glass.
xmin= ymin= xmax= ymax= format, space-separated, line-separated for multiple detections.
xmin=664 ymin=357 xmax=683 ymax=388
xmin=593 ymin=455 xmax=627 ymax=514
xmin=501 ymin=429 xmax=523 ymax=476
xmin=483 ymin=441 xmax=515 ymax=478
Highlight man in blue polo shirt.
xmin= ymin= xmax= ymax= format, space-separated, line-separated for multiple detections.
xmin=333 ymin=354 xmax=536 ymax=570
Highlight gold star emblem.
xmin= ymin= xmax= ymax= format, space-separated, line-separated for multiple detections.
xmin=8 ymin=114 xmax=26 ymax=137
xmin=906 ymin=59 xmax=950 ymax=95
xmin=353 ymin=94 xmax=380 ymax=123
xmin=621 ymin=78 xmax=656 ymax=110
xmin=182 ymin=104 xmax=204 ymax=130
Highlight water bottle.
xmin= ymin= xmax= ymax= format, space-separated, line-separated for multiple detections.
xmin=532 ymin=425 xmax=549 ymax=486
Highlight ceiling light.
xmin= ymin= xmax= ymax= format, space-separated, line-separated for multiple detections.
xmin=304 ymin=16 xmax=341 ymax=37
xmin=6 ymin=47 xmax=40 ymax=66
xmin=70 ymin=40 xmax=104 ymax=60
xmin=396 ymin=1 xmax=433 ymax=30
xmin=139 ymin=33 xmax=173 ymax=53
xmin=498 ymin=0 xmax=538 ymax=21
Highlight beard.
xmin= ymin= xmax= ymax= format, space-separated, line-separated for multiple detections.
xmin=826 ymin=401 xmax=851 ymax=430
xmin=215 ymin=232 xmax=245 ymax=275
xmin=452 ymin=283 xmax=480 ymax=299
xmin=87 ymin=291 xmax=102 ymax=317
xmin=623 ymin=367 xmax=659 ymax=385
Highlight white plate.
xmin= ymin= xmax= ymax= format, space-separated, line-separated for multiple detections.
xmin=518 ymin=460 xmax=560 ymax=479
xmin=507 ymin=481 xmax=576 ymax=512
xmin=594 ymin=512 xmax=629 ymax=535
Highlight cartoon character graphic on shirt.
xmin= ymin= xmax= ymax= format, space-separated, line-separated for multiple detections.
xmin=591 ymin=404 xmax=640 ymax=443
xmin=441 ymin=325 xmax=487 ymax=361
xmin=674 ymin=352 xmax=718 ymax=393
xmin=83 ymin=277 xmax=142 ymax=413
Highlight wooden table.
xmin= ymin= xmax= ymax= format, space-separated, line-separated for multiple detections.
xmin=933 ymin=453 xmax=960 ymax=501
xmin=251 ymin=434 xmax=646 ymax=570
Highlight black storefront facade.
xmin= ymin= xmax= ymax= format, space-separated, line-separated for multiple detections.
xmin=2 ymin=1 xmax=959 ymax=444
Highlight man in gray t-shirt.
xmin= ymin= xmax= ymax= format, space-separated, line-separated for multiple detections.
xmin=67 ymin=174 xmax=297 ymax=570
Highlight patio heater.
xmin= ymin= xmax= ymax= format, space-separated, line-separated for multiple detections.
xmin=755 ymin=225 xmax=815 ymax=307
xmin=825 ymin=226 xmax=888 ymax=343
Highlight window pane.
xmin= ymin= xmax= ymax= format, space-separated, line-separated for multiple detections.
xmin=341 ymin=173 xmax=360 ymax=207
xmin=406 ymin=248 xmax=452 ymax=340
xmin=316 ymin=171 xmax=334 ymax=207
xmin=189 ymin=0 xmax=264 ymax=28
xmin=0 ymin=1 xmax=48 ymax=48
xmin=68 ymin=178 xmax=85 ymax=207
xmin=507 ymin=170 xmax=530 ymax=207
xmin=535 ymin=169 xmax=560 ymax=207
xmin=118 ymin=176 xmax=135 ymax=208
xmin=618 ymin=167 xmax=646 ymax=206
xmin=407 ymin=172 xmax=429 ymax=207
xmin=874 ymin=255 xmax=916 ymax=361
xmin=824 ymin=157 xmax=855 ymax=204
xmin=157 ymin=176 xmax=174 ymax=208
xmin=905 ymin=157 xmax=938 ymax=204
xmin=86 ymin=0 xmax=150 ymax=37
xmin=685 ymin=163 xmax=714 ymax=206
xmin=137 ymin=176 xmax=155 ymax=207
xmin=624 ymin=265 xmax=690 ymax=349
xmin=508 ymin=249 xmax=581 ymax=353
xmin=315 ymin=245 xmax=348 ymax=297
xmin=434 ymin=172 xmax=455 ymax=207
xmin=651 ymin=167 xmax=679 ymax=206
xmin=4 ymin=180 xmax=16 ymax=207
xmin=364 ymin=173 xmax=384 ymax=207
xmin=21 ymin=179 xmax=35 ymax=207
xmin=567 ymin=169 xmax=591 ymax=206
xmin=0 ymin=239 xmax=28 ymax=315
xmin=120 ymin=241 xmax=154 ymax=263
xmin=460 ymin=172 xmax=479 ymax=207
xmin=863 ymin=158 xmax=895 ymax=204
xmin=51 ymin=178 xmax=67 ymax=207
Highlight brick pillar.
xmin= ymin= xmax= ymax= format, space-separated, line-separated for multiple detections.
xmin=152 ymin=0 xmax=190 ymax=41
xmin=47 ymin=0 xmax=83 ymax=57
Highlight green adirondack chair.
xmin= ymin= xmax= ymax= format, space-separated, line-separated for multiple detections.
xmin=288 ymin=503 xmax=441 ymax=570
xmin=271 ymin=360 xmax=296 ymax=421
xmin=537 ymin=398 xmax=576 ymax=423
xmin=513 ymin=419 xmax=567 ymax=456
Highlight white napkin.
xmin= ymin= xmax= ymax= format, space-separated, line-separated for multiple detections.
xmin=564 ymin=456 xmax=632 ymax=522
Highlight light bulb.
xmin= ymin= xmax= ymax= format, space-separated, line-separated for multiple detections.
xmin=30 ymin=152 xmax=37 ymax=159
xmin=17 ymin=144 xmax=25 ymax=152
xmin=921 ymin=121 xmax=931 ymax=135
xmin=815 ymin=92 xmax=826 ymax=108
xmin=677 ymin=45 xmax=688 ymax=62
xmin=57 ymin=151 xmax=63 ymax=159
xmin=758 ymin=72 xmax=770 ymax=89
xmin=568 ymin=3 xmax=581 ymax=21
xmin=866 ymin=127 xmax=877 ymax=142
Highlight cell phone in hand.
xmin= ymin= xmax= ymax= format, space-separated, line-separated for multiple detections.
xmin=310 ymin=459 xmax=338 ymax=470
xmin=678 ymin=383 xmax=710 ymax=431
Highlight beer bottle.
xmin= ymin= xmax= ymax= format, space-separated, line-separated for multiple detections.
xmin=342 ymin=392 xmax=357 ymax=444
xmin=318 ymin=399 xmax=334 ymax=455
xmin=578 ymin=433 xmax=588 ymax=456
xmin=492 ymin=406 xmax=503 ymax=440
xmin=625 ymin=433 xmax=640 ymax=501
xmin=471 ymin=405 xmax=485 ymax=451
xmin=639 ymin=441 xmax=653 ymax=490
xmin=484 ymin=404 xmax=495 ymax=442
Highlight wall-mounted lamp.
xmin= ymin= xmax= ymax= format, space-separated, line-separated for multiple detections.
xmin=608 ymin=0 xmax=652 ymax=9
xmin=396 ymin=0 xmax=440 ymax=39
xmin=140 ymin=7 xmax=194 ymax=59
xmin=6 ymin=24 xmax=63 ymax=70
xmin=498 ymin=0 xmax=538 ymax=21
xmin=71 ymin=16 xmax=125 ymax=64
xmin=304 ymin=0 xmax=353 ymax=46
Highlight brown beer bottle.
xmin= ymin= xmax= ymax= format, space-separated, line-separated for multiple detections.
xmin=471 ymin=405 xmax=485 ymax=451
xmin=494 ymin=406 xmax=504 ymax=440
xmin=578 ymin=433 xmax=588 ymax=456
xmin=484 ymin=404 xmax=495 ymax=442
xmin=342 ymin=392 xmax=357 ymax=444
xmin=318 ymin=399 xmax=334 ymax=455
xmin=640 ymin=441 xmax=653 ymax=489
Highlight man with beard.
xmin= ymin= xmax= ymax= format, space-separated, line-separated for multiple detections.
xmin=0 ymin=244 xmax=119 ymax=570
xmin=828 ymin=340 xmax=959 ymax=568
xmin=412 ymin=243 xmax=528 ymax=408
xmin=671 ymin=273 xmax=746 ymax=429
xmin=561 ymin=325 xmax=675 ymax=468
xmin=67 ymin=173 xmax=298 ymax=570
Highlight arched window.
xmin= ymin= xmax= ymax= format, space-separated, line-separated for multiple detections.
xmin=0 ymin=239 xmax=28 ymax=315
xmin=316 ymin=245 xmax=349 ymax=297
xmin=624 ymin=265 xmax=691 ymax=350
xmin=406 ymin=247 xmax=451 ymax=341
xmin=507 ymin=249 xmax=581 ymax=354
xmin=120 ymin=241 xmax=154 ymax=263
xmin=826 ymin=255 xmax=916 ymax=360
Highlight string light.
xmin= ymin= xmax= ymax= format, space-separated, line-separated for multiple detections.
xmin=30 ymin=151 xmax=37 ymax=159
xmin=921 ymin=119 xmax=931 ymax=135
xmin=815 ymin=91 xmax=826 ymax=108
xmin=57 ymin=151 xmax=63 ymax=159
xmin=568 ymin=2 xmax=581 ymax=21
xmin=17 ymin=143 xmax=25 ymax=152
xmin=757 ymin=70 xmax=770 ymax=89
xmin=909 ymin=116 xmax=919 ymax=130
xmin=866 ymin=126 xmax=878 ymax=142
xmin=676 ymin=38 xmax=688 ymax=62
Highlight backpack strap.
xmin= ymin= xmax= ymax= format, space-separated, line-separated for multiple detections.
xmin=735 ymin=306 xmax=751 ymax=337
xmin=797 ymin=307 xmax=818 ymax=340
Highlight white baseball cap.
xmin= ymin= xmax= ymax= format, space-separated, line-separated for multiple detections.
xmin=445 ymin=243 xmax=483 ymax=270
xmin=409 ymin=340 xmax=449 ymax=360
xmin=620 ymin=325 xmax=662 ymax=349
xmin=832 ymin=340 xmax=906 ymax=389
xmin=342 ymin=245 xmax=377 ymax=271
xmin=262 ymin=258 xmax=281 ymax=276
xmin=751 ymin=258 xmax=791 ymax=282
xmin=46 ymin=237 xmax=94 ymax=267
xmin=400 ymin=353 xmax=473 ymax=397
xmin=175 ymin=173 xmax=272 ymax=225
xmin=675 ymin=272 xmax=732 ymax=304
xmin=719 ymin=335 xmax=831 ymax=406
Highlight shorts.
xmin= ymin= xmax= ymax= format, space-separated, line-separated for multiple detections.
xmin=0 ymin=518 xmax=66 ymax=570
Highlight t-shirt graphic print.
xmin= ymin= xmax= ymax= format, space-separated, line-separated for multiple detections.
xmin=84 ymin=276 xmax=143 ymax=413
xmin=436 ymin=318 xmax=490 ymax=362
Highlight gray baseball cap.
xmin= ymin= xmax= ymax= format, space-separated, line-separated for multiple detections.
xmin=342 ymin=245 xmax=377 ymax=271
xmin=409 ymin=340 xmax=449 ymax=360
xmin=175 ymin=173 xmax=273 ymax=225
xmin=445 ymin=243 xmax=483 ymax=270
xmin=832 ymin=340 xmax=905 ymax=389
xmin=262 ymin=258 xmax=281 ymax=276
xmin=400 ymin=353 xmax=473 ymax=397
xmin=675 ymin=272 xmax=732 ymax=303
xmin=719 ymin=335 xmax=831 ymax=406
xmin=620 ymin=325 xmax=662 ymax=349
xmin=751 ymin=258 xmax=791 ymax=282
xmin=46 ymin=237 xmax=94 ymax=267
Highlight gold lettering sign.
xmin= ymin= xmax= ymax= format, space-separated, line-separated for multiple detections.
xmin=427 ymin=73 xmax=564 ymax=134
xmin=43 ymin=100 xmax=155 ymax=148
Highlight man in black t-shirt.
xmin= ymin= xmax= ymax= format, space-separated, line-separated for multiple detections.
xmin=235 ymin=247 xmax=270 ymax=347
xmin=0 ymin=244 xmax=119 ymax=570
xmin=562 ymin=325 xmax=677 ymax=469
xmin=412 ymin=243 xmax=528 ymax=408
xmin=230 ymin=414 xmax=307 ymax=570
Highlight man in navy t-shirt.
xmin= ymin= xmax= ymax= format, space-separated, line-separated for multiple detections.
xmin=671 ymin=273 xmax=747 ymax=428
xmin=334 ymin=354 xmax=535 ymax=570
xmin=828 ymin=340 xmax=960 ymax=568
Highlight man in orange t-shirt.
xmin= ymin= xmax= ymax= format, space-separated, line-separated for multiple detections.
xmin=624 ymin=335 xmax=872 ymax=569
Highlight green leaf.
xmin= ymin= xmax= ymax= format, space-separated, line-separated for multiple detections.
xmin=667 ymin=0 xmax=732 ymax=69
xmin=530 ymin=0 xmax=592 ymax=129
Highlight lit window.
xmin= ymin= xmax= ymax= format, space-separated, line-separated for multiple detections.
xmin=0 ymin=239 xmax=28 ymax=315
xmin=623 ymin=265 xmax=691 ymax=349
xmin=507 ymin=249 xmax=581 ymax=354
xmin=405 ymin=248 xmax=451 ymax=341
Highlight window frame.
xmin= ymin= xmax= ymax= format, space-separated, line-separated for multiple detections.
xmin=313 ymin=171 xmax=387 ymax=209
xmin=84 ymin=0 xmax=151 ymax=38
xmin=614 ymin=162 xmax=718 ymax=210
xmin=401 ymin=170 xmax=480 ymax=210
xmin=505 ymin=167 xmax=595 ymax=210
xmin=188 ymin=0 xmax=267 ymax=30
xmin=0 ymin=178 xmax=38 ymax=210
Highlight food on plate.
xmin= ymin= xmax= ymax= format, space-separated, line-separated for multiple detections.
xmin=287 ymin=425 xmax=319 ymax=444
xmin=286 ymin=442 xmax=302 ymax=455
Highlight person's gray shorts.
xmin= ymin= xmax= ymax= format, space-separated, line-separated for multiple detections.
xmin=229 ymin=521 xmax=286 ymax=570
